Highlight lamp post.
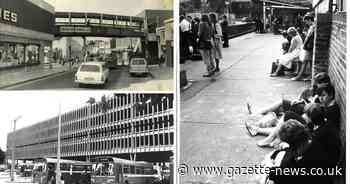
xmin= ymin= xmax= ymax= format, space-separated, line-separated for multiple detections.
xmin=86 ymin=97 xmax=96 ymax=162
xmin=225 ymin=0 xmax=230 ymax=22
xmin=56 ymin=103 xmax=62 ymax=184
xmin=11 ymin=115 xmax=22 ymax=182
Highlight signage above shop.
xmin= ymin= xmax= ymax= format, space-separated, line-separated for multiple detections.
xmin=60 ymin=26 xmax=92 ymax=33
xmin=0 ymin=8 xmax=18 ymax=23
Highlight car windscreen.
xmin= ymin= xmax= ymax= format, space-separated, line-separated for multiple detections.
xmin=79 ymin=65 xmax=100 ymax=72
xmin=132 ymin=59 xmax=146 ymax=65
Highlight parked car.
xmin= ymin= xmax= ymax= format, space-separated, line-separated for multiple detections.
xmin=75 ymin=62 xmax=109 ymax=87
xmin=129 ymin=57 xmax=149 ymax=76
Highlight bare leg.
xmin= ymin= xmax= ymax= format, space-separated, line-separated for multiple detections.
xmin=256 ymin=127 xmax=275 ymax=136
xmin=254 ymin=99 xmax=283 ymax=115
xmin=291 ymin=61 xmax=307 ymax=80
xmin=257 ymin=117 xmax=284 ymax=147
xmin=270 ymin=64 xmax=283 ymax=77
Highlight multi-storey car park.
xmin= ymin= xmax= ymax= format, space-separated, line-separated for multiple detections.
xmin=7 ymin=94 xmax=174 ymax=163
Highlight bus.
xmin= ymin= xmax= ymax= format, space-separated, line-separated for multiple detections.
xmin=32 ymin=158 xmax=92 ymax=184
xmin=91 ymin=157 xmax=160 ymax=184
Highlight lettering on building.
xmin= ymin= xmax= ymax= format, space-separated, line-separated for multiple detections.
xmin=0 ymin=8 xmax=18 ymax=23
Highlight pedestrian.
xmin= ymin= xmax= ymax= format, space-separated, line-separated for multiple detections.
xmin=180 ymin=15 xmax=193 ymax=64
xmin=220 ymin=15 xmax=229 ymax=48
xmin=291 ymin=12 xmax=315 ymax=81
xmin=209 ymin=13 xmax=223 ymax=72
xmin=198 ymin=14 xmax=215 ymax=77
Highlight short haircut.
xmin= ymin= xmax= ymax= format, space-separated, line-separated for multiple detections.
xmin=278 ymin=119 xmax=310 ymax=147
xmin=284 ymin=111 xmax=307 ymax=125
xmin=303 ymin=12 xmax=314 ymax=22
xmin=317 ymin=84 xmax=335 ymax=98
xmin=287 ymin=27 xmax=298 ymax=36
xmin=304 ymin=103 xmax=326 ymax=126
xmin=314 ymin=72 xmax=330 ymax=85
xmin=201 ymin=14 xmax=210 ymax=23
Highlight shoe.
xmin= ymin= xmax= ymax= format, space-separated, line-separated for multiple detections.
xmin=214 ymin=68 xmax=220 ymax=72
xmin=245 ymin=122 xmax=258 ymax=137
xmin=270 ymin=73 xmax=278 ymax=77
xmin=291 ymin=76 xmax=303 ymax=81
xmin=257 ymin=140 xmax=274 ymax=147
xmin=203 ymin=74 xmax=211 ymax=77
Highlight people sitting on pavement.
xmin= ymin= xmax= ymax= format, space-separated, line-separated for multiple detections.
xmin=267 ymin=119 xmax=334 ymax=184
xmin=251 ymin=72 xmax=330 ymax=117
xmin=271 ymin=31 xmax=290 ymax=74
xmin=244 ymin=72 xmax=332 ymax=147
xmin=303 ymin=102 xmax=341 ymax=167
xmin=245 ymin=110 xmax=306 ymax=147
xmin=291 ymin=12 xmax=315 ymax=81
xmin=271 ymin=27 xmax=303 ymax=77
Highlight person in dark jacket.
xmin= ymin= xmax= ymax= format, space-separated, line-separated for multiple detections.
xmin=268 ymin=119 xmax=333 ymax=184
xmin=221 ymin=15 xmax=229 ymax=48
xmin=198 ymin=14 xmax=215 ymax=77
xmin=303 ymin=103 xmax=341 ymax=167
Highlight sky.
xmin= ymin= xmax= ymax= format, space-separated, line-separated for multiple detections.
xmin=0 ymin=91 xmax=115 ymax=151
xmin=44 ymin=0 xmax=173 ymax=16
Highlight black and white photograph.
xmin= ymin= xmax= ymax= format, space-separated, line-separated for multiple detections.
xmin=180 ymin=0 xmax=346 ymax=184
xmin=0 ymin=0 xmax=173 ymax=91
xmin=0 ymin=92 xmax=174 ymax=184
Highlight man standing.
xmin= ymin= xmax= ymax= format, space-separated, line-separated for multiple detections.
xmin=221 ymin=15 xmax=229 ymax=48
xmin=180 ymin=15 xmax=193 ymax=64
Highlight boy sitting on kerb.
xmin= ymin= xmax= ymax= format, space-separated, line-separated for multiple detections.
xmin=244 ymin=72 xmax=331 ymax=147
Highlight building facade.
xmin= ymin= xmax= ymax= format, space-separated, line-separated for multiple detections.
xmin=0 ymin=0 xmax=55 ymax=69
xmin=137 ymin=10 xmax=173 ymax=64
xmin=7 ymin=94 xmax=174 ymax=162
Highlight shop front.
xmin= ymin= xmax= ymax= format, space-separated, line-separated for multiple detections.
xmin=0 ymin=0 xmax=55 ymax=69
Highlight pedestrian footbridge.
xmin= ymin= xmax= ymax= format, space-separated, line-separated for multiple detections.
xmin=53 ymin=12 xmax=146 ymax=38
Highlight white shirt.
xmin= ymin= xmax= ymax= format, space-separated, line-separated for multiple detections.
xmin=180 ymin=19 xmax=191 ymax=32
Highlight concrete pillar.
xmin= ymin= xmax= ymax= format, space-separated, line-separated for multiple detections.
xmin=311 ymin=13 xmax=332 ymax=85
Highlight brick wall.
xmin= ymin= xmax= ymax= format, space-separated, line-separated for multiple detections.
xmin=313 ymin=11 xmax=346 ymax=184
xmin=312 ymin=13 xmax=332 ymax=75
xmin=327 ymin=12 xmax=346 ymax=177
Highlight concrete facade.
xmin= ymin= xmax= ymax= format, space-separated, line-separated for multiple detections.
xmin=7 ymin=94 xmax=174 ymax=162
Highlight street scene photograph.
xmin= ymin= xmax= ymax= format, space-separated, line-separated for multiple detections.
xmin=0 ymin=0 xmax=174 ymax=91
xmin=180 ymin=0 xmax=346 ymax=183
xmin=0 ymin=92 xmax=175 ymax=184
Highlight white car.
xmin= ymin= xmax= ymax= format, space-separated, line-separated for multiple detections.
xmin=75 ymin=62 xmax=109 ymax=87
xmin=129 ymin=57 xmax=149 ymax=76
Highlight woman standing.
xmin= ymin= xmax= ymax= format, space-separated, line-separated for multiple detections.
xmin=209 ymin=13 xmax=223 ymax=72
xmin=271 ymin=27 xmax=303 ymax=77
xmin=198 ymin=14 xmax=215 ymax=77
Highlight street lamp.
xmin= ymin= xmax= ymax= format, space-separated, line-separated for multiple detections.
xmin=10 ymin=115 xmax=22 ymax=182
xmin=86 ymin=97 xmax=96 ymax=162
xmin=56 ymin=103 xmax=62 ymax=184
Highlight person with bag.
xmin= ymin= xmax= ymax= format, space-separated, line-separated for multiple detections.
xmin=197 ymin=14 xmax=215 ymax=77
xmin=209 ymin=13 xmax=223 ymax=72
xmin=291 ymin=12 xmax=315 ymax=81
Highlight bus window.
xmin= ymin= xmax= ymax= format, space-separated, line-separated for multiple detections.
xmin=130 ymin=166 xmax=135 ymax=174
xmin=93 ymin=163 xmax=114 ymax=176
xmin=123 ymin=165 xmax=129 ymax=174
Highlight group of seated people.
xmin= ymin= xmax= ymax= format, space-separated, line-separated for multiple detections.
xmin=245 ymin=72 xmax=342 ymax=184
xmin=270 ymin=12 xmax=315 ymax=81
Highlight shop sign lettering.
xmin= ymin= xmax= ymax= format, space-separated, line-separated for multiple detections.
xmin=0 ymin=8 xmax=17 ymax=23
